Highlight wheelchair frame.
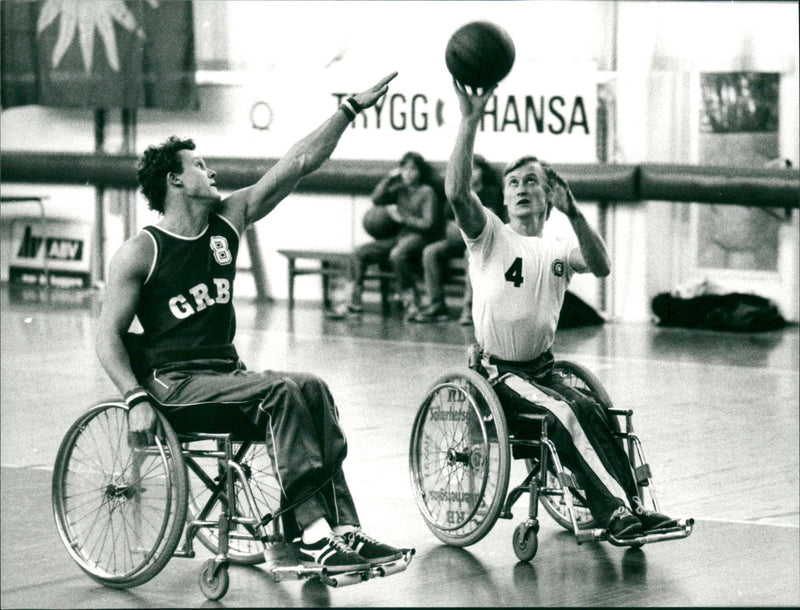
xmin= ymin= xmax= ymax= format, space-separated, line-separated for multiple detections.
xmin=52 ymin=398 xmax=413 ymax=601
xmin=408 ymin=358 xmax=693 ymax=561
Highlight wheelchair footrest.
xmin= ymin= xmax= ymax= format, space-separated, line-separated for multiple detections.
xmin=606 ymin=518 xmax=695 ymax=547
xmin=270 ymin=548 xmax=415 ymax=587
xmin=576 ymin=529 xmax=607 ymax=544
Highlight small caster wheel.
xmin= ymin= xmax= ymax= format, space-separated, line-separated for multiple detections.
xmin=513 ymin=522 xmax=539 ymax=562
xmin=199 ymin=558 xmax=230 ymax=601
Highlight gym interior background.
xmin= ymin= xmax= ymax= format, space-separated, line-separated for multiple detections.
xmin=1 ymin=1 xmax=798 ymax=607
xmin=1 ymin=0 xmax=798 ymax=322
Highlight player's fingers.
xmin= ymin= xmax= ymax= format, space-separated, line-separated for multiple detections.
xmin=374 ymin=71 xmax=398 ymax=89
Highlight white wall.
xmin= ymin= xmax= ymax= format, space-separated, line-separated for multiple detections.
xmin=2 ymin=1 xmax=798 ymax=319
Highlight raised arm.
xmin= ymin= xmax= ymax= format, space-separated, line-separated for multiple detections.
xmin=445 ymin=81 xmax=496 ymax=239
xmin=546 ymin=168 xmax=611 ymax=277
xmin=95 ymin=234 xmax=158 ymax=443
xmin=220 ymin=72 xmax=398 ymax=230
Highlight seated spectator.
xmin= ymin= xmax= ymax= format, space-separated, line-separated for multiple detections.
xmin=412 ymin=155 xmax=503 ymax=323
xmin=347 ymin=152 xmax=443 ymax=319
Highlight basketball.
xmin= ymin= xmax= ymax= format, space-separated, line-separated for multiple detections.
xmin=445 ymin=21 xmax=516 ymax=88
xmin=363 ymin=206 xmax=400 ymax=240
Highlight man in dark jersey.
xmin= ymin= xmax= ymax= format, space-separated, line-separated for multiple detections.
xmin=95 ymin=73 xmax=402 ymax=574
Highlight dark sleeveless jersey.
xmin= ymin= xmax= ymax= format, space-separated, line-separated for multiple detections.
xmin=129 ymin=212 xmax=240 ymax=375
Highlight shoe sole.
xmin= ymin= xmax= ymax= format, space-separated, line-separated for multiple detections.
xmin=642 ymin=519 xmax=679 ymax=531
xmin=362 ymin=551 xmax=403 ymax=566
xmin=610 ymin=526 xmax=644 ymax=539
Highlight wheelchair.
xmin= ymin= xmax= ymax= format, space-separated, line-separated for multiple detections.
xmin=408 ymin=349 xmax=693 ymax=561
xmin=52 ymin=398 xmax=413 ymax=601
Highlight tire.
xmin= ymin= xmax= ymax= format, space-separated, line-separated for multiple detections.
xmin=52 ymin=400 xmax=187 ymax=588
xmin=512 ymin=522 xmax=539 ymax=561
xmin=409 ymin=369 xmax=510 ymax=547
xmin=198 ymin=558 xmax=230 ymax=600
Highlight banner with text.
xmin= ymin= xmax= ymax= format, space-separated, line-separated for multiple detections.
xmin=259 ymin=65 xmax=597 ymax=164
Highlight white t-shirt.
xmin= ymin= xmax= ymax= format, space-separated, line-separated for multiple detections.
xmin=464 ymin=211 xmax=578 ymax=361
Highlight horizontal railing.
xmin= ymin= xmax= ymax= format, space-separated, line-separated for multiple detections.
xmin=1 ymin=152 xmax=797 ymax=207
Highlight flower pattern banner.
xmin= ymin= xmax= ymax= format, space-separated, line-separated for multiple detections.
xmin=1 ymin=0 xmax=197 ymax=110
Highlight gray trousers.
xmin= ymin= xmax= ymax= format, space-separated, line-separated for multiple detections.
xmin=143 ymin=358 xmax=360 ymax=539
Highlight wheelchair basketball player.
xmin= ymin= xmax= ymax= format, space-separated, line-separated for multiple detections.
xmin=442 ymin=78 xmax=678 ymax=540
xmin=94 ymin=72 xmax=408 ymax=574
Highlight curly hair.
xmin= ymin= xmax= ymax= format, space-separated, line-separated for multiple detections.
xmin=136 ymin=136 xmax=196 ymax=213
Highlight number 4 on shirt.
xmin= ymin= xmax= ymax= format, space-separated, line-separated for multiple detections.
xmin=505 ymin=257 xmax=524 ymax=287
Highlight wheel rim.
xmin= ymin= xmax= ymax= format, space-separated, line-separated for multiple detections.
xmin=53 ymin=404 xmax=175 ymax=581
xmin=410 ymin=371 xmax=510 ymax=544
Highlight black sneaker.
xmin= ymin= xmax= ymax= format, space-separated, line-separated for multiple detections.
xmin=343 ymin=530 xmax=403 ymax=565
xmin=607 ymin=506 xmax=643 ymax=539
xmin=631 ymin=496 xmax=678 ymax=531
xmin=295 ymin=534 xmax=370 ymax=573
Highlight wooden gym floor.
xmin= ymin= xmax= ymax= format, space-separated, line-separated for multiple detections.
xmin=1 ymin=284 xmax=798 ymax=608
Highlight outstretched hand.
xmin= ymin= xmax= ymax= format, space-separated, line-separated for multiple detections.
xmin=353 ymin=72 xmax=398 ymax=110
xmin=452 ymin=79 xmax=496 ymax=122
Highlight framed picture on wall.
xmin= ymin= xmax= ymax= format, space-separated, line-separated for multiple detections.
xmin=695 ymin=72 xmax=782 ymax=273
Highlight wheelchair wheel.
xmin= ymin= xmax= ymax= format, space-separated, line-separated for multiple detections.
xmin=199 ymin=558 xmax=230 ymax=601
xmin=409 ymin=369 xmax=510 ymax=547
xmin=534 ymin=360 xmax=620 ymax=531
xmin=186 ymin=440 xmax=281 ymax=565
xmin=52 ymin=400 xmax=187 ymax=588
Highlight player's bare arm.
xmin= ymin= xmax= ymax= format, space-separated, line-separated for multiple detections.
xmin=220 ymin=72 xmax=398 ymax=231
xmin=445 ymin=80 xmax=495 ymax=239
xmin=547 ymin=169 xmax=611 ymax=277
xmin=95 ymin=233 xmax=157 ymax=442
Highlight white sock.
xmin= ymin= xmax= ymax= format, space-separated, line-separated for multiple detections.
xmin=332 ymin=524 xmax=358 ymax=536
xmin=301 ymin=518 xmax=332 ymax=544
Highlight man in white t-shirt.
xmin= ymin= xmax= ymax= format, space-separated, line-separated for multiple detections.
xmin=445 ymin=80 xmax=676 ymax=539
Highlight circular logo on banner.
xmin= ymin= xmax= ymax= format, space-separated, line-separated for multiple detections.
xmin=552 ymin=259 xmax=565 ymax=277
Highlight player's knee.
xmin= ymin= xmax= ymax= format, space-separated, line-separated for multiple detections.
xmin=388 ymin=248 xmax=404 ymax=267
xmin=295 ymin=372 xmax=330 ymax=395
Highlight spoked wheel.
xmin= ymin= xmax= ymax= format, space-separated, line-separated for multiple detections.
xmin=186 ymin=440 xmax=282 ymax=565
xmin=409 ymin=369 xmax=510 ymax=547
xmin=52 ymin=400 xmax=187 ymax=588
xmin=534 ymin=360 xmax=620 ymax=531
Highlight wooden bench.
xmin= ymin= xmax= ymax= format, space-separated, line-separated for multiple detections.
xmin=278 ymin=249 xmax=351 ymax=310
xmin=278 ymin=248 xmax=467 ymax=312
